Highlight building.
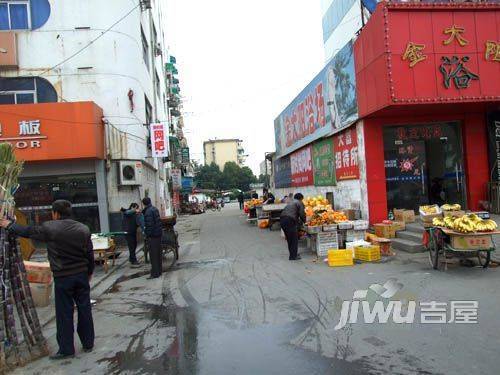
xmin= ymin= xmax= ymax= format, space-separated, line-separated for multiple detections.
xmin=273 ymin=1 xmax=500 ymax=224
xmin=0 ymin=0 xmax=175 ymax=232
xmin=259 ymin=160 xmax=271 ymax=177
xmin=203 ymin=139 xmax=246 ymax=170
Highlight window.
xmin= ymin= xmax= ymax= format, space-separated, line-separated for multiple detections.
xmin=155 ymin=70 xmax=160 ymax=98
xmin=145 ymin=95 xmax=152 ymax=124
xmin=0 ymin=77 xmax=58 ymax=105
xmin=141 ymin=26 xmax=150 ymax=71
xmin=0 ymin=1 xmax=30 ymax=30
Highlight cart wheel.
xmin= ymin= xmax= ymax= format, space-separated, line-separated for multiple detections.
xmin=477 ymin=251 xmax=491 ymax=269
xmin=428 ymin=229 xmax=444 ymax=270
xmin=161 ymin=244 xmax=177 ymax=271
xmin=428 ymin=240 xmax=440 ymax=270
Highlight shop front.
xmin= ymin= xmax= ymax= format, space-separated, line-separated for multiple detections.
xmin=0 ymin=101 xmax=107 ymax=232
xmin=355 ymin=2 xmax=500 ymax=223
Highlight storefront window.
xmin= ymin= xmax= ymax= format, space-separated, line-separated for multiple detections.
xmin=15 ymin=174 xmax=100 ymax=235
xmin=383 ymin=122 xmax=466 ymax=212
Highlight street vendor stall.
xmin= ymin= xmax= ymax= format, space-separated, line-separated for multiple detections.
xmin=262 ymin=203 xmax=286 ymax=230
xmin=91 ymin=232 xmax=126 ymax=273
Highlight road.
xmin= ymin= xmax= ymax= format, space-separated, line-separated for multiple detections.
xmin=16 ymin=203 xmax=500 ymax=374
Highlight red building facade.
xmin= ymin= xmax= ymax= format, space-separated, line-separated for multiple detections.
xmin=354 ymin=2 xmax=500 ymax=223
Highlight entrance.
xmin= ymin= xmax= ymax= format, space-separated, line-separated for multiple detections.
xmin=383 ymin=122 xmax=466 ymax=213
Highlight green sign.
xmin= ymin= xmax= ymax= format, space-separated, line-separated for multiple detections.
xmin=181 ymin=147 xmax=190 ymax=165
xmin=312 ymin=138 xmax=336 ymax=186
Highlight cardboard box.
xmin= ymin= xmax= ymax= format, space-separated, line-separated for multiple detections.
xmin=24 ymin=261 xmax=52 ymax=284
xmin=443 ymin=210 xmax=465 ymax=218
xmin=450 ymin=235 xmax=492 ymax=250
xmin=374 ymin=223 xmax=396 ymax=239
xmin=421 ymin=212 xmax=443 ymax=223
xmin=342 ymin=209 xmax=360 ymax=221
xmin=394 ymin=209 xmax=416 ymax=223
xmin=392 ymin=221 xmax=406 ymax=231
xmin=29 ymin=282 xmax=53 ymax=307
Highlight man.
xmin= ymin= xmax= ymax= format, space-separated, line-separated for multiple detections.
xmin=0 ymin=200 xmax=95 ymax=360
xmin=238 ymin=192 xmax=244 ymax=210
xmin=142 ymin=197 xmax=163 ymax=279
xmin=280 ymin=193 xmax=306 ymax=261
xmin=121 ymin=203 xmax=144 ymax=267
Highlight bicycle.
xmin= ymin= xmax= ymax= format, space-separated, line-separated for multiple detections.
xmin=143 ymin=216 xmax=179 ymax=271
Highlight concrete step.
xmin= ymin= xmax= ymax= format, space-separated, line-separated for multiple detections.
xmin=396 ymin=230 xmax=423 ymax=242
xmin=405 ymin=222 xmax=425 ymax=234
xmin=391 ymin=238 xmax=425 ymax=253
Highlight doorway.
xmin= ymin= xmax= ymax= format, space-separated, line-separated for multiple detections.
xmin=383 ymin=122 xmax=466 ymax=213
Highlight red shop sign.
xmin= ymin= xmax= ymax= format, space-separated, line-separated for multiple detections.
xmin=291 ymin=145 xmax=313 ymax=187
xmin=334 ymin=127 xmax=359 ymax=181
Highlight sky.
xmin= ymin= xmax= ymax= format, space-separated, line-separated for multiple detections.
xmin=165 ymin=0 xmax=325 ymax=175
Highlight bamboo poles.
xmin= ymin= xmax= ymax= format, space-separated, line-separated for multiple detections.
xmin=0 ymin=143 xmax=47 ymax=371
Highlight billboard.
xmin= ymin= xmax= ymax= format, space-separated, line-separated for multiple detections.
xmin=334 ymin=127 xmax=359 ymax=181
xmin=291 ymin=146 xmax=314 ymax=187
xmin=313 ymin=138 xmax=336 ymax=186
xmin=274 ymin=41 xmax=358 ymax=158
xmin=274 ymin=156 xmax=292 ymax=189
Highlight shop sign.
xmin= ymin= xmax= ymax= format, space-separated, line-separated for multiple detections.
xmin=150 ymin=123 xmax=169 ymax=158
xmin=334 ymin=127 xmax=359 ymax=181
xmin=487 ymin=111 xmax=500 ymax=183
xmin=181 ymin=177 xmax=193 ymax=192
xmin=395 ymin=124 xmax=443 ymax=141
xmin=181 ymin=147 xmax=190 ymax=165
xmin=274 ymin=155 xmax=291 ymax=189
xmin=0 ymin=120 xmax=47 ymax=149
xmin=290 ymin=146 xmax=313 ymax=187
xmin=274 ymin=41 xmax=358 ymax=158
xmin=313 ymin=138 xmax=336 ymax=186
xmin=171 ymin=168 xmax=182 ymax=191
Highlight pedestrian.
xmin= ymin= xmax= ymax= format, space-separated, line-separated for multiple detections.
xmin=142 ymin=197 xmax=163 ymax=279
xmin=280 ymin=193 xmax=306 ymax=261
xmin=0 ymin=200 xmax=95 ymax=360
xmin=238 ymin=192 xmax=244 ymax=210
xmin=120 ymin=203 xmax=144 ymax=267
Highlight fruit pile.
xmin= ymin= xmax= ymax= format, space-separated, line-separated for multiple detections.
xmin=308 ymin=211 xmax=348 ymax=226
xmin=420 ymin=205 xmax=439 ymax=214
xmin=246 ymin=198 xmax=263 ymax=209
xmin=304 ymin=195 xmax=332 ymax=217
xmin=441 ymin=203 xmax=461 ymax=211
xmin=432 ymin=213 xmax=498 ymax=233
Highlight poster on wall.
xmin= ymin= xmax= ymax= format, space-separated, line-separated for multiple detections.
xmin=487 ymin=111 xmax=500 ymax=183
xmin=274 ymin=41 xmax=358 ymax=158
xmin=291 ymin=146 xmax=313 ymax=187
xmin=274 ymin=155 xmax=292 ymax=188
xmin=171 ymin=169 xmax=182 ymax=191
xmin=313 ymin=138 xmax=336 ymax=186
xmin=150 ymin=123 xmax=169 ymax=158
xmin=334 ymin=127 xmax=359 ymax=181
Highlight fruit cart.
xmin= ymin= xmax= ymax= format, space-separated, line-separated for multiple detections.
xmin=262 ymin=203 xmax=286 ymax=230
xmin=425 ymin=227 xmax=498 ymax=270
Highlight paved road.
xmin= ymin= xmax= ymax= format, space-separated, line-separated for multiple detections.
xmin=16 ymin=203 xmax=500 ymax=374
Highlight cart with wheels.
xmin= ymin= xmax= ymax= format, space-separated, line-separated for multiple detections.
xmin=425 ymin=227 xmax=497 ymax=271
xmin=91 ymin=231 xmax=127 ymax=273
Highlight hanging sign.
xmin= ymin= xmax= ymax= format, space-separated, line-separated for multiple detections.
xmin=150 ymin=123 xmax=169 ymax=158
xmin=171 ymin=169 xmax=182 ymax=191
xmin=487 ymin=111 xmax=500 ymax=183
xmin=334 ymin=127 xmax=359 ymax=181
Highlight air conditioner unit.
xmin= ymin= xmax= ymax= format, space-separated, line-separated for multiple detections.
xmin=118 ymin=161 xmax=142 ymax=186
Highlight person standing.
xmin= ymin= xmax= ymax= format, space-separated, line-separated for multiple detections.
xmin=238 ymin=192 xmax=244 ymax=210
xmin=280 ymin=193 xmax=306 ymax=261
xmin=0 ymin=200 xmax=95 ymax=360
xmin=121 ymin=203 xmax=144 ymax=267
xmin=142 ymin=197 xmax=163 ymax=279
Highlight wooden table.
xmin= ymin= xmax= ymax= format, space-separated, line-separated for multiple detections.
xmin=93 ymin=238 xmax=117 ymax=273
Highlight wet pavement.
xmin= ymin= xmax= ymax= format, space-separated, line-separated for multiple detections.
xmin=14 ymin=203 xmax=500 ymax=374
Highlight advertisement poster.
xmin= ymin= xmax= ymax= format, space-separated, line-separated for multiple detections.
xmin=291 ymin=146 xmax=313 ymax=187
xmin=150 ymin=123 xmax=169 ymax=158
xmin=274 ymin=41 xmax=358 ymax=158
xmin=334 ymin=127 xmax=359 ymax=181
xmin=171 ymin=169 xmax=182 ymax=191
xmin=487 ymin=111 xmax=500 ymax=183
xmin=313 ymin=138 xmax=336 ymax=186
xmin=274 ymin=156 xmax=292 ymax=189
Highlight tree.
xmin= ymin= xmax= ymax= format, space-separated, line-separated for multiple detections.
xmin=239 ymin=166 xmax=257 ymax=191
xmin=194 ymin=163 xmax=222 ymax=190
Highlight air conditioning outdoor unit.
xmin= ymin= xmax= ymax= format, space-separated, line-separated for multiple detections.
xmin=118 ymin=161 xmax=142 ymax=186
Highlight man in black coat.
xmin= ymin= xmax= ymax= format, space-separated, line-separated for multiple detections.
xmin=0 ymin=200 xmax=95 ymax=360
xmin=280 ymin=193 xmax=306 ymax=261
xmin=142 ymin=197 xmax=163 ymax=279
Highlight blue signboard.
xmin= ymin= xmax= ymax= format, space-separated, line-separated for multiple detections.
xmin=181 ymin=177 xmax=193 ymax=192
xmin=274 ymin=156 xmax=292 ymax=189
xmin=274 ymin=41 xmax=358 ymax=158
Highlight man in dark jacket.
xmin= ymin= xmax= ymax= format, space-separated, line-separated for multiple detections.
xmin=280 ymin=193 xmax=306 ymax=261
xmin=142 ymin=197 xmax=163 ymax=279
xmin=238 ymin=192 xmax=244 ymax=210
xmin=121 ymin=203 xmax=144 ymax=266
xmin=0 ymin=200 xmax=95 ymax=360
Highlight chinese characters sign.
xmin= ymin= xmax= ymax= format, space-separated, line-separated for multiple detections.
xmin=312 ymin=138 xmax=336 ymax=186
xmin=171 ymin=169 xmax=182 ymax=191
xmin=150 ymin=123 xmax=169 ymax=158
xmin=487 ymin=111 xmax=500 ymax=183
xmin=290 ymin=146 xmax=313 ymax=187
xmin=334 ymin=128 xmax=359 ymax=181
xmin=274 ymin=156 xmax=292 ymax=189
xmin=0 ymin=119 xmax=46 ymax=150
xmin=275 ymin=41 xmax=358 ymax=158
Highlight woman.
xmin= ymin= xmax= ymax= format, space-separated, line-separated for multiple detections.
xmin=121 ymin=203 xmax=144 ymax=267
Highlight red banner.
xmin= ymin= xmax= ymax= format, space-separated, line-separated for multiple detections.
xmin=334 ymin=127 xmax=359 ymax=181
xmin=291 ymin=146 xmax=313 ymax=187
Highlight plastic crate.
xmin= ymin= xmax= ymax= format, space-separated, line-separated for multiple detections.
xmin=327 ymin=249 xmax=354 ymax=267
xmin=354 ymin=245 xmax=381 ymax=262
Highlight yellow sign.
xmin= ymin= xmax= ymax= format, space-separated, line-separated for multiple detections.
xmin=443 ymin=25 xmax=469 ymax=47
xmin=485 ymin=41 xmax=500 ymax=62
xmin=402 ymin=42 xmax=427 ymax=67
